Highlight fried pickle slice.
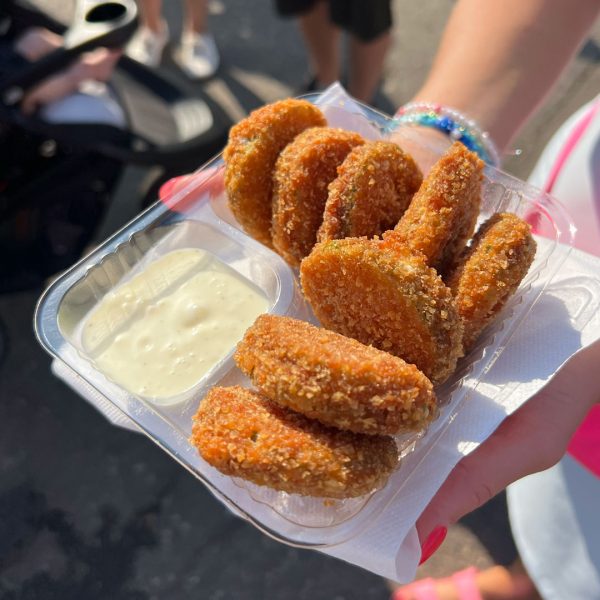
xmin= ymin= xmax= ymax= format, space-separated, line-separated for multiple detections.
xmin=300 ymin=238 xmax=463 ymax=384
xmin=318 ymin=141 xmax=422 ymax=243
xmin=192 ymin=386 xmax=398 ymax=499
xmin=272 ymin=127 xmax=364 ymax=266
xmin=235 ymin=314 xmax=436 ymax=435
xmin=391 ymin=142 xmax=484 ymax=274
xmin=223 ymin=99 xmax=326 ymax=247
xmin=446 ymin=212 xmax=536 ymax=352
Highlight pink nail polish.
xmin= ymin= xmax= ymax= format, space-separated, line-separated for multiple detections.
xmin=159 ymin=177 xmax=178 ymax=200
xmin=419 ymin=526 xmax=447 ymax=565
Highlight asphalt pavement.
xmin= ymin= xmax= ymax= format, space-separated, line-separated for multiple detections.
xmin=1 ymin=1 xmax=599 ymax=598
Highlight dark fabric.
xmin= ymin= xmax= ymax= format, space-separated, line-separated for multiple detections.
xmin=275 ymin=0 xmax=317 ymax=17
xmin=274 ymin=0 xmax=392 ymax=41
xmin=0 ymin=44 xmax=30 ymax=82
xmin=0 ymin=145 xmax=121 ymax=292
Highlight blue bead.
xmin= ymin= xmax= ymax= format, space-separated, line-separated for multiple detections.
xmin=393 ymin=110 xmax=497 ymax=165
xmin=438 ymin=116 xmax=453 ymax=132
xmin=462 ymin=138 xmax=475 ymax=151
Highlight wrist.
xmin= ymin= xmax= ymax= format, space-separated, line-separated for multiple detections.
xmin=393 ymin=101 xmax=501 ymax=167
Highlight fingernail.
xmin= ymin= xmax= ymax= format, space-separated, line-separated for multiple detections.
xmin=159 ymin=177 xmax=178 ymax=199
xmin=419 ymin=526 xmax=447 ymax=565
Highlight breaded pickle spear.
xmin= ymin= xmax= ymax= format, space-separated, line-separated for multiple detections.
xmin=446 ymin=212 xmax=536 ymax=351
xmin=235 ymin=314 xmax=436 ymax=435
xmin=300 ymin=238 xmax=463 ymax=384
xmin=272 ymin=127 xmax=364 ymax=266
xmin=392 ymin=142 xmax=484 ymax=274
xmin=223 ymin=99 xmax=326 ymax=247
xmin=192 ymin=386 xmax=398 ymax=499
xmin=318 ymin=141 xmax=422 ymax=242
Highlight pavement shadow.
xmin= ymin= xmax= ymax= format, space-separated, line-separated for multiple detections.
xmin=0 ymin=482 xmax=160 ymax=600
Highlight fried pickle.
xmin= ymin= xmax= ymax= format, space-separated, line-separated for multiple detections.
xmin=446 ymin=212 xmax=536 ymax=352
xmin=235 ymin=314 xmax=436 ymax=435
xmin=300 ymin=238 xmax=463 ymax=384
xmin=391 ymin=142 xmax=484 ymax=274
xmin=271 ymin=127 xmax=364 ymax=266
xmin=223 ymin=99 xmax=326 ymax=247
xmin=192 ymin=386 xmax=398 ymax=499
xmin=318 ymin=141 xmax=422 ymax=243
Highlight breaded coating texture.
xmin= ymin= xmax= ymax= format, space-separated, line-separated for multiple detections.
xmin=272 ymin=127 xmax=364 ymax=266
xmin=192 ymin=386 xmax=398 ymax=499
xmin=223 ymin=99 xmax=326 ymax=247
xmin=300 ymin=238 xmax=463 ymax=384
xmin=235 ymin=314 xmax=436 ymax=435
xmin=392 ymin=142 xmax=484 ymax=274
xmin=318 ymin=141 xmax=422 ymax=242
xmin=446 ymin=212 xmax=536 ymax=352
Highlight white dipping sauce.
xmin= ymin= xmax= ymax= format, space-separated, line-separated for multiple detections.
xmin=81 ymin=248 xmax=268 ymax=399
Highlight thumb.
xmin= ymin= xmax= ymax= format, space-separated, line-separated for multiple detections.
xmin=159 ymin=167 xmax=224 ymax=213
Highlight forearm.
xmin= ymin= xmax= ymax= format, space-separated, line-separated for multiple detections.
xmin=412 ymin=0 xmax=600 ymax=152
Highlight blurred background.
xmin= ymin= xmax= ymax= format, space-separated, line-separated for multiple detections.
xmin=0 ymin=1 xmax=599 ymax=598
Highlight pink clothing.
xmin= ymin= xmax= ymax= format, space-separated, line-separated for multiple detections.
xmin=538 ymin=97 xmax=600 ymax=478
xmin=569 ymin=405 xmax=600 ymax=478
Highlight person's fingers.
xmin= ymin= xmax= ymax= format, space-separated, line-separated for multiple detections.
xmin=20 ymin=47 xmax=121 ymax=115
xmin=415 ymin=341 xmax=600 ymax=547
xmin=415 ymin=405 xmax=559 ymax=545
xmin=14 ymin=28 xmax=62 ymax=60
xmin=81 ymin=47 xmax=122 ymax=81
xmin=21 ymin=71 xmax=76 ymax=115
xmin=159 ymin=168 xmax=225 ymax=213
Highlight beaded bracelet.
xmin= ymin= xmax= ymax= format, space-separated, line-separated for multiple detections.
xmin=393 ymin=102 xmax=501 ymax=167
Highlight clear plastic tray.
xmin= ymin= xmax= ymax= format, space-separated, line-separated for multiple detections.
xmin=35 ymin=92 xmax=574 ymax=549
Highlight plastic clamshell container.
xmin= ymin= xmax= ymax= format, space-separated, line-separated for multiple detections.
xmin=35 ymin=91 xmax=575 ymax=549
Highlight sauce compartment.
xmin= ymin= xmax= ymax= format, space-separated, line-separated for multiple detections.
xmin=45 ymin=210 xmax=306 ymax=429
xmin=35 ymin=93 xmax=575 ymax=549
xmin=80 ymin=247 xmax=269 ymax=403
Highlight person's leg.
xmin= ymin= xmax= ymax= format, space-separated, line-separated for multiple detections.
xmin=328 ymin=0 xmax=392 ymax=103
xmin=126 ymin=0 xmax=168 ymax=66
xmin=183 ymin=0 xmax=209 ymax=34
xmin=137 ymin=0 xmax=164 ymax=33
xmin=178 ymin=0 xmax=219 ymax=78
xmin=347 ymin=30 xmax=390 ymax=103
xmin=297 ymin=0 xmax=341 ymax=88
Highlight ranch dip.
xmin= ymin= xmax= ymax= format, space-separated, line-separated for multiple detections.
xmin=82 ymin=248 xmax=268 ymax=399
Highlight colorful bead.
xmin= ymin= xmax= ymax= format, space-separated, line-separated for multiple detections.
xmin=391 ymin=102 xmax=501 ymax=167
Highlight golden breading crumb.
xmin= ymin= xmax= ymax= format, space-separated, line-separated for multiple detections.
xmin=223 ymin=99 xmax=326 ymax=247
xmin=392 ymin=142 xmax=484 ymax=275
xmin=192 ymin=386 xmax=398 ymax=499
xmin=446 ymin=212 xmax=536 ymax=351
xmin=272 ymin=127 xmax=364 ymax=266
xmin=300 ymin=237 xmax=464 ymax=384
xmin=235 ymin=314 xmax=436 ymax=435
xmin=318 ymin=141 xmax=422 ymax=243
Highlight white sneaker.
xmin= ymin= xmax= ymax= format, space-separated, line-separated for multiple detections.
xmin=177 ymin=31 xmax=220 ymax=79
xmin=126 ymin=21 xmax=169 ymax=67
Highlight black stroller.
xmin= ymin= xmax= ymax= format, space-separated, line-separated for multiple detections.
xmin=0 ymin=0 xmax=231 ymax=292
